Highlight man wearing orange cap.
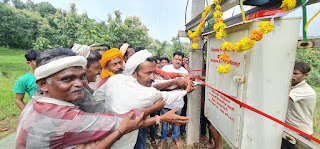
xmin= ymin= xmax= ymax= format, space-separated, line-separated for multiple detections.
xmin=99 ymin=48 xmax=124 ymax=87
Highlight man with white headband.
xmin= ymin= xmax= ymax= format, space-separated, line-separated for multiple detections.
xmin=94 ymin=49 xmax=195 ymax=149
xmin=15 ymin=48 xmax=146 ymax=148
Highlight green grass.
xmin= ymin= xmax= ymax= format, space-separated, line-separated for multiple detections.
xmin=0 ymin=47 xmax=31 ymax=139
xmin=313 ymin=87 xmax=320 ymax=146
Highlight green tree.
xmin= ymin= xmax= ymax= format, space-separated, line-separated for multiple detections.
xmin=0 ymin=3 xmax=53 ymax=48
xmin=26 ymin=0 xmax=35 ymax=11
xmin=2 ymin=0 xmax=10 ymax=4
xmin=105 ymin=10 xmax=152 ymax=48
xmin=34 ymin=2 xmax=56 ymax=17
xmin=75 ymin=14 xmax=109 ymax=45
xmin=12 ymin=0 xmax=26 ymax=9
xmin=147 ymin=39 xmax=167 ymax=56
xmin=171 ymin=35 xmax=189 ymax=57
xmin=296 ymin=48 xmax=320 ymax=87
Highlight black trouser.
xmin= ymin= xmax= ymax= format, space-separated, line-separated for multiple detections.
xmin=180 ymin=96 xmax=188 ymax=134
xmin=200 ymin=108 xmax=212 ymax=139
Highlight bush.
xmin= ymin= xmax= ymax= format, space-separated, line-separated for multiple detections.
xmin=296 ymin=48 xmax=320 ymax=87
xmin=33 ymin=37 xmax=54 ymax=51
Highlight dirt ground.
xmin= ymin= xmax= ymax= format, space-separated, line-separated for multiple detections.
xmin=145 ymin=133 xmax=231 ymax=149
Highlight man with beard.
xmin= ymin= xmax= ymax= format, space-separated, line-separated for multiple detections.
xmin=99 ymin=48 xmax=124 ymax=87
xmin=282 ymin=62 xmax=317 ymax=148
xmin=94 ymin=50 xmax=195 ymax=149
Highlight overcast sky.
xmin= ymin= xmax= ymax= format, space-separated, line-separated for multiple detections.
xmin=21 ymin=0 xmax=320 ymax=42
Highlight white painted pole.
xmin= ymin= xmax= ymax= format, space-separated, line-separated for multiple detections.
xmin=186 ymin=0 xmax=205 ymax=145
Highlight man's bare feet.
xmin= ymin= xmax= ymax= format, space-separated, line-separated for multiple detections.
xmin=158 ymin=139 xmax=165 ymax=147
xmin=174 ymin=139 xmax=182 ymax=148
xmin=200 ymin=136 xmax=207 ymax=142
xmin=214 ymin=145 xmax=223 ymax=149
xmin=150 ymin=140 xmax=158 ymax=149
xmin=207 ymin=139 xmax=215 ymax=148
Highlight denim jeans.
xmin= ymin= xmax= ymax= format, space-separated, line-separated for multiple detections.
xmin=160 ymin=108 xmax=182 ymax=141
xmin=134 ymin=127 xmax=148 ymax=149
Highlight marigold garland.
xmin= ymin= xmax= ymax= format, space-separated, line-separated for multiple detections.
xmin=214 ymin=0 xmax=221 ymax=5
xmin=215 ymin=5 xmax=221 ymax=11
xmin=221 ymin=41 xmax=234 ymax=52
xmin=216 ymin=30 xmax=227 ymax=39
xmin=215 ymin=18 xmax=224 ymax=23
xmin=214 ymin=10 xmax=223 ymax=19
xmin=250 ymin=30 xmax=263 ymax=41
xmin=259 ymin=21 xmax=275 ymax=34
xmin=213 ymin=0 xmax=227 ymax=40
xmin=217 ymin=64 xmax=230 ymax=74
xmin=193 ymin=38 xmax=198 ymax=42
xmin=280 ymin=0 xmax=296 ymax=11
xmin=234 ymin=37 xmax=256 ymax=53
xmin=192 ymin=43 xmax=199 ymax=49
xmin=188 ymin=5 xmax=212 ymax=49
xmin=213 ymin=22 xmax=226 ymax=32
xmin=213 ymin=0 xmax=290 ymax=74
xmin=219 ymin=54 xmax=230 ymax=62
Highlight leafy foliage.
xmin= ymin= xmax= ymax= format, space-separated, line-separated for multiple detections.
xmin=296 ymin=48 xmax=320 ymax=87
xmin=33 ymin=37 xmax=54 ymax=51
xmin=0 ymin=1 xmax=162 ymax=51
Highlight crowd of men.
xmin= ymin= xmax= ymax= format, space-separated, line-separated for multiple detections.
xmin=11 ymin=43 xmax=317 ymax=149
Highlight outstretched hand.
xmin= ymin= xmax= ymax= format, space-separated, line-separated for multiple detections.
xmin=118 ymin=112 xmax=144 ymax=135
xmin=185 ymin=81 xmax=196 ymax=93
xmin=160 ymin=106 xmax=190 ymax=126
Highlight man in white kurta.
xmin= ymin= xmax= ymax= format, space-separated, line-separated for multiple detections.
xmin=94 ymin=50 xmax=194 ymax=149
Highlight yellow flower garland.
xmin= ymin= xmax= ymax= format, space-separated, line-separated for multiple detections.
xmin=259 ymin=21 xmax=275 ymax=34
xmin=188 ymin=5 xmax=212 ymax=49
xmin=187 ymin=0 xmax=294 ymax=74
xmin=221 ymin=41 xmax=234 ymax=52
xmin=187 ymin=0 xmax=292 ymax=74
xmin=217 ymin=64 xmax=230 ymax=74
xmin=192 ymin=43 xmax=199 ymax=49
xmin=213 ymin=0 xmax=227 ymax=40
xmin=280 ymin=0 xmax=296 ymax=11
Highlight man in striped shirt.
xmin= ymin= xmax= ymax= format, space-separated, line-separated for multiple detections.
xmin=15 ymin=48 xmax=144 ymax=149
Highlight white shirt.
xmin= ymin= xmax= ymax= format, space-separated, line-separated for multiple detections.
xmin=162 ymin=64 xmax=188 ymax=109
xmin=285 ymin=80 xmax=317 ymax=135
xmin=93 ymin=74 xmax=187 ymax=149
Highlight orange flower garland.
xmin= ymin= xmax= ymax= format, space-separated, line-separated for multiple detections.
xmin=250 ymin=30 xmax=263 ymax=41
xmin=219 ymin=54 xmax=230 ymax=62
